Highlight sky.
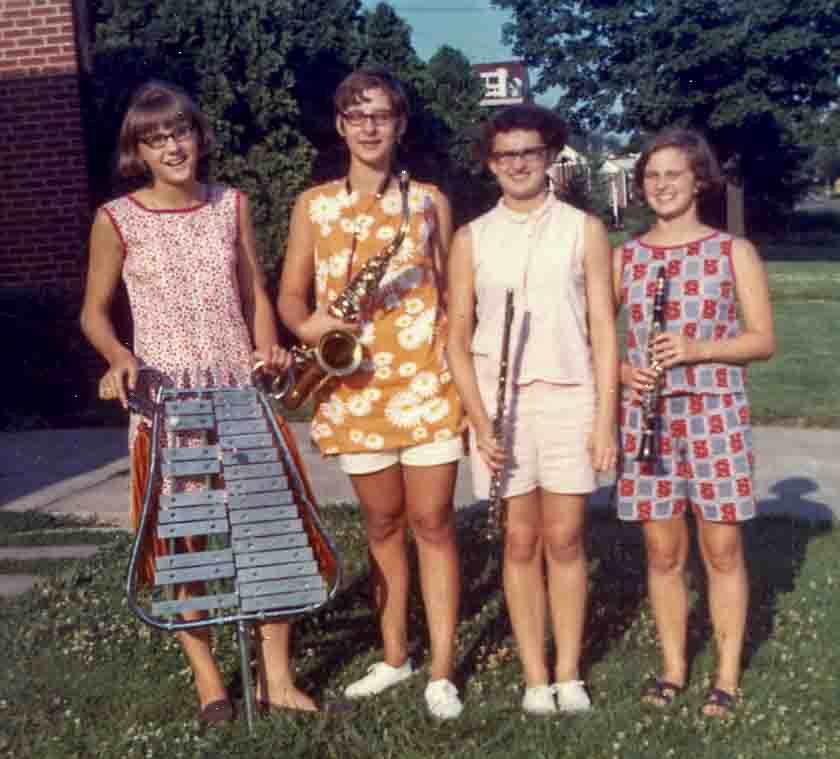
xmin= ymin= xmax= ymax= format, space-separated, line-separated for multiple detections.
xmin=360 ymin=1 xmax=517 ymax=64
xmin=359 ymin=1 xmax=560 ymax=106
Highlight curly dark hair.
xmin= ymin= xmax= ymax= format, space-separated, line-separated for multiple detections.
xmin=475 ymin=104 xmax=568 ymax=164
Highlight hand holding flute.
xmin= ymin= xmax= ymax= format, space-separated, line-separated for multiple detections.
xmin=485 ymin=289 xmax=515 ymax=538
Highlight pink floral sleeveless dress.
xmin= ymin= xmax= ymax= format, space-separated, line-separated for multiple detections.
xmin=102 ymin=184 xmax=253 ymax=446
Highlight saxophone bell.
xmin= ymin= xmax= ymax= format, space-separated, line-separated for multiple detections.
xmin=259 ymin=329 xmax=363 ymax=412
xmin=315 ymin=329 xmax=363 ymax=377
xmin=251 ymin=359 xmax=294 ymax=404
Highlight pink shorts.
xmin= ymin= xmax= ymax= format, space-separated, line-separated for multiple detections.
xmin=470 ymin=357 xmax=596 ymax=499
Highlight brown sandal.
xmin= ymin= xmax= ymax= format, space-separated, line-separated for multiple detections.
xmin=197 ymin=699 xmax=235 ymax=726
xmin=641 ymin=679 xmax=684 ymax=707
xmin=702 ymin=687 xmax=737 ymax=718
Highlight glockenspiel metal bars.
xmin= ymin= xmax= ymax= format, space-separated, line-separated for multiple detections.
xmin=125 ymin=373 xmax=342 ymax=732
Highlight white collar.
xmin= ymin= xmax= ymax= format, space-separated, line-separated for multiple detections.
xmin=496 ymin=192 xmax=554 ymax=224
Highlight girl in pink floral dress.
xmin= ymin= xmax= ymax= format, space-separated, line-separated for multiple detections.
xmin=80 ymin=81 xmax=320 ymax=723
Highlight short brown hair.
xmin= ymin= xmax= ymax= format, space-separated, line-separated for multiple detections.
xmin=633 ymin=128 xmax=724 ymax=198
xmin=334 ymin=66 xmax=409 ymax=121
xmin=475 ymin=104 xmax=568 ymax=164
xmin=117 ymin=80 xmax=213 ymax=178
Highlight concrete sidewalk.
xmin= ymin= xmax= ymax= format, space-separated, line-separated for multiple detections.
xmin=2 ymin=423 xmax=838 ymax=526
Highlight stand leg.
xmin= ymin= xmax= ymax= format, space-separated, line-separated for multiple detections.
xmin=237 ymin=620 xmax=256 ymax=733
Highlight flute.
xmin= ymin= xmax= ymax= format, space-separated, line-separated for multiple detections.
xmin=637 ymin=266 xmax=667 ymax=462
xmin=486 ymin=289 xmax=515 ymax=538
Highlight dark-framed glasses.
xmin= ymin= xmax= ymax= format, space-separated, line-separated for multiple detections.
xmin=341 ymin=110 xmax=396 ymax=128
xmin=139 ymin=122 xmax=195 ymax=150
xmin=490 ymin=145 xmax=549 ymax=166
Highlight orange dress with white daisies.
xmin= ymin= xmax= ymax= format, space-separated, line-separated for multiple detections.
xmin=300 ymin=178 xmax=463 ymax=455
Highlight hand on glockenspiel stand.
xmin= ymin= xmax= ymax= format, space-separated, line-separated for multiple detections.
xmin=98 ymin=353 xmax=139 ymax=409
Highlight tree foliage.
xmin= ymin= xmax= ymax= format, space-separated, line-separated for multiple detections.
xmin=353 ymin=7 xmax=493 ymax=221
xmin=85 ymin=0 xmax=362 ymax=272
xmin=494 ymin=0 xmax=840 ymax=226
xmin=81 ymin=1 xmax=491 ymax=270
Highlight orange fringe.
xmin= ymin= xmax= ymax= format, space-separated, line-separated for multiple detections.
xmin=130 ymin=424 xmax=158 ymax=587
xmin=130 ymin=424 xmax=206 ymax=588
xmin=130 ymin=416 xmax=335 ymax=588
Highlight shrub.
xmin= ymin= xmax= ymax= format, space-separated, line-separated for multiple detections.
xmin=0 ymin=286 xmax=109 ymax=429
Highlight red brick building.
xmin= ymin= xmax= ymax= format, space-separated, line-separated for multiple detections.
xmin=0 ymin=0 xmax=90 ymax=289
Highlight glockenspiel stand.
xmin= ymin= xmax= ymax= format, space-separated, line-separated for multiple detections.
xmin=126 ymin=378 xmax=342 ymax=733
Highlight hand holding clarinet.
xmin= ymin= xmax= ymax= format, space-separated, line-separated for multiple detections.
xmin=637 ymin=267 xmax=667 ymax=462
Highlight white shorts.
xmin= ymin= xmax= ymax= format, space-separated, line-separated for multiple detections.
xmin=339 ymin=435 xmax=464 ymax=476
xmin=471 ymin=357 xmax=596 ymax=499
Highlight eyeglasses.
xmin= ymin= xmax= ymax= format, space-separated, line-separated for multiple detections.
xmin=341 ymin=110 xmax=396 ymax=128
xmin=490 ymin=146 xmax=549 ymax=166
xmin=643 ymin=169 xmax=688 ymax=184
xmin=139 ymin=123 xmax=195 ymax=150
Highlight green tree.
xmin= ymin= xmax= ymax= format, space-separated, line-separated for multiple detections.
xmin=417 ymin=45 xmax=495 ymax=223
xmin=85 ymin=0 xmax=362 ymax=273
xmin=494 ymin=0 xmax=840 ymax=231
xmin=81 ymin=0 xmax=494 ymax=269
xmin=356 ymin=1 xmax=425 ymax=81
xmin=351 ymin=7 xmax=494 ymax=221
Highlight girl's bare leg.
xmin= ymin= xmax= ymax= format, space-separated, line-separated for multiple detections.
xmin=403 ymin=461 xmax=459 ymax=681
xmin=176 ymin=604 xmax=227 ymax=708
xmin=350 ymin=465 xmax=410 ymax=667
xmin=696 ymin=519 xmax=747 ymax=712
xmin=503 ymin=489 xmax=549 ymax=686
xmin=253 ymin=620 xmax=317 ymax=710
xmin=542 ymin=491 xmax=588 ymax=682
xmin=642 ymin=518 xmax=690 ymax=695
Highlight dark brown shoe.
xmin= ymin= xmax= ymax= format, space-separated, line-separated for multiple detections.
xmin=197 ymin=699 xmax=235 ymax=725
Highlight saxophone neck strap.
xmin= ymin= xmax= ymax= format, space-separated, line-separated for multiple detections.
xmin=344 ymin=171 xmax=392 ymax=200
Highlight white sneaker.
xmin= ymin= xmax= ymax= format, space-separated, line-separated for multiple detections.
xmin=522 ymin=684 xmax=557 ymax=715
xmin=553 ymin=680 xmax=592 ymax=713
xmin=424 ymin=679 xmax=463 ymax=720
xmin=344 ymin=660 xmax=414 ymax=699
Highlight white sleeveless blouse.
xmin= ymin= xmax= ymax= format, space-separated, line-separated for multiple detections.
xmin=469 ymin=194 xmax=593 ymax=386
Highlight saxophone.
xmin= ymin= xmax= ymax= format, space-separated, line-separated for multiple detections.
xmin=258 ymin=171 xmax=412 ymax=410
xmin=637 ymin=266 xmax=667 ymax=462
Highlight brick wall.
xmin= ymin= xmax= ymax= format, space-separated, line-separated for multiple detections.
xmin=0 ymin=0 xmax=90 ymax=289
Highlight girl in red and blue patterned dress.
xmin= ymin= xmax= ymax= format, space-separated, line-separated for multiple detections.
xmin=613 ymin=128 xmax=775 ymax=717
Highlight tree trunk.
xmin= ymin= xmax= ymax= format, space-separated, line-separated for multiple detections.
xmin=726 ymin=181 xmax=745 ymax=236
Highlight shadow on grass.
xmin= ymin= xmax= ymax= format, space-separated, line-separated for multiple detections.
xmin=742 ymin=479 xmax=832 ymax=670
xmin=278 ymin=487 xmax=831 ymax=700
xmin=580 ymin=511 xmax=648 ymax=679
xmin=679 ymin=478 xmax=831 ymax=681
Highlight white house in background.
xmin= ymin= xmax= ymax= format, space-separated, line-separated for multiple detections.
xmin=549 ymin=150 xmax=640 ymax=225
xmin=548 ymin=145 xmax=588 ymax=182
xmin=605 ymin=155 xmax=640 ymax=209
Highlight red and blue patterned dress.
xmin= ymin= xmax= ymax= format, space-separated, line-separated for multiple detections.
xmin=616 ymin=231 xmax=756 ymax=523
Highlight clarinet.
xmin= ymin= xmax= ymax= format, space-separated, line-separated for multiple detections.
xmin=637 ymin=266 xmax=667 ymax=462
xmin=486 ymin=289 xmax=515 ymax=538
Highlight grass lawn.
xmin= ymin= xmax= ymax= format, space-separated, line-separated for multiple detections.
xmin=749 ymin=261 xmax=840 ymax=426
xmin=2 ymin=507 xmax=838 ymax=758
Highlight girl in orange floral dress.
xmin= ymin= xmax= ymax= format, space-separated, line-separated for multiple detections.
xmin=279 ymin=67 xmax=465 ymax=720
